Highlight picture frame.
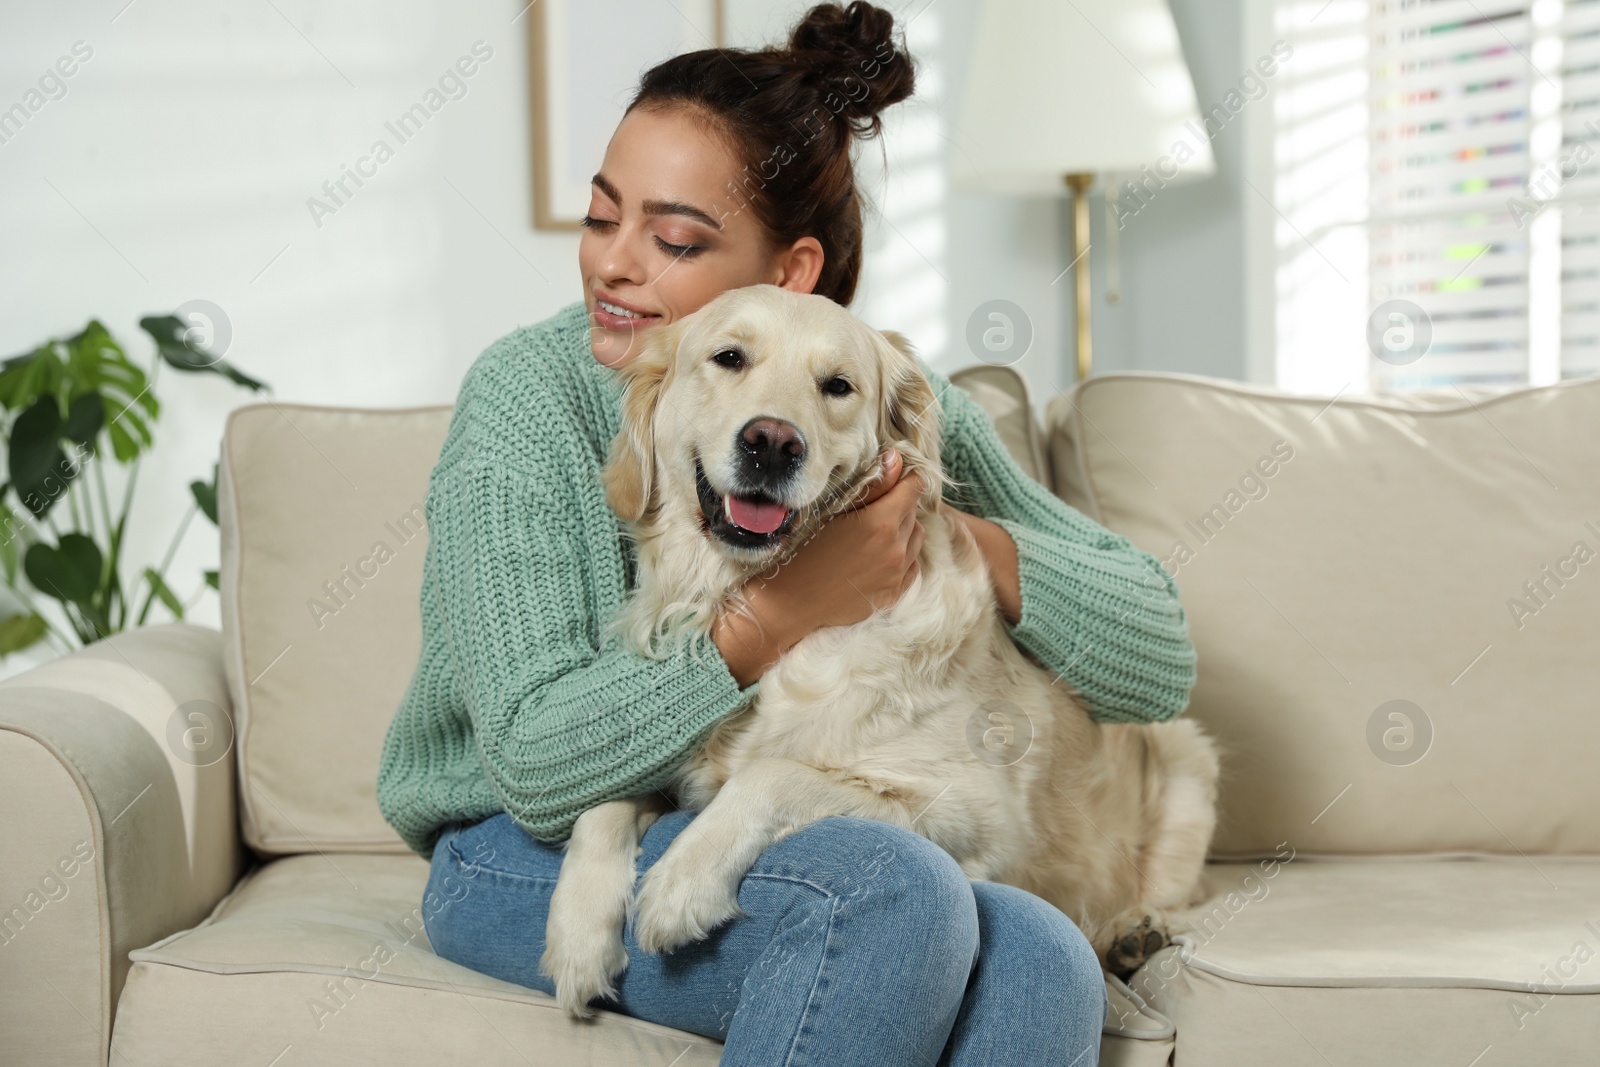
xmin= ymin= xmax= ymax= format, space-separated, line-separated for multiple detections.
xmin=529 ymin=0 xmax=726 ymax=230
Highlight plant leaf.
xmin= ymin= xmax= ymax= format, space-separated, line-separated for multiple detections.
xmin=62 ymin=392 xmax=105 ymax=446
xmin=0 ymin=343 xmax=63 ymax=413
xmin=24 ymin=533 xmax=103 ymax=606
xmin=190 ymin=464 xmax=218 ymax=525
xmin=139 ymin=314 xmax=269 ymax=392
xmin=46 ymin=320 xmax=158 ymax=465
xmin=0 ymin=612 xmax=48 ymax=654
xmin=24 ymin=534 xmax=102 ymax=607
xmin=9 ymin=397 xmax=72 ymax=519
xmin=141 ymin=566 xmax=184 ymax=620
xmin=0 ymin=499 xmax=29 ymax=584
xmin=204 ymin=569 xmax=219 ymax=590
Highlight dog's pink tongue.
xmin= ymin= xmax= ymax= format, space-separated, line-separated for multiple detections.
xmin=726 ymin=495 xmax=790 ymax=534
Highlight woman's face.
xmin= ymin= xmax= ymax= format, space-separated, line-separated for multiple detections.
xmin=579 ymin=106 xmax=820 ymax=368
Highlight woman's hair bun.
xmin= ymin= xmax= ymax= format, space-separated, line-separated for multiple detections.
xmin=626 ymin=0 xmax=918 ymax=305
xmin=787 ymin=2 xmax=915 ymax=137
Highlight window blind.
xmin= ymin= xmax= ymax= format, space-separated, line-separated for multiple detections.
xmin=1557 ymin=0 xmax=1600 ymax=377
xmin=1273 ymin=0 xmax=1600 ymax=390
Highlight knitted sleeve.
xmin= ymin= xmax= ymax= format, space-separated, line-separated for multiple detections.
xmin=427 ymin=390 xmax=754 ymax=845
xmin=922 ymin=360 xmax=1198 ymax=723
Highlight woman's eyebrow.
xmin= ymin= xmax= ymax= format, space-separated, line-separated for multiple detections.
xmin=642 ymin=198 xmax=722 ymax=230
xmin=590 ymin=173 xmax=722 ymax=231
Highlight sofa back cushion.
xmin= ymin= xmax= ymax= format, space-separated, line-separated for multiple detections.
xmin=948 ymin=363 xmax=1052 ymax=486
xmin=220 ymin=404 xmax=450 ymax=854
xmin=1047 ymin=374 xmax=1600 ymax=857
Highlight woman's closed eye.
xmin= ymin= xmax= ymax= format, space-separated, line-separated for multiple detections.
xmin=655 ymin=234 xmax=706 ymax=259
xmin=582 ymin=213 xmax=704 ymax=259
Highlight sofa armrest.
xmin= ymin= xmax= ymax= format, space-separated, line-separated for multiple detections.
xmin=0 ymin=623 xmax=245 ymax=1067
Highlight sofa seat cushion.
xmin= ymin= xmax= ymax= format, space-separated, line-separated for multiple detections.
xmin=110 ymin=852 xmax=1172 ymax=1067
xmin=1132 ymin=858 xmax=1600 ymax=1066
xmin=112 ymin=852 xmax=724 ymax=1065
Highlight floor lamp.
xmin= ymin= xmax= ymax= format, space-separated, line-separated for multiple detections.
xmin=953 ymin=0 xmax=1214 ymax=381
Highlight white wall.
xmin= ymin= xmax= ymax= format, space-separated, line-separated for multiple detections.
xmin=1 ymin=0 xmax=1248 ymax=666
xmin=2 ymin=1 xmax=585 ymax=665
xmin=1088 ymin=0 xmax=1261 ymax=383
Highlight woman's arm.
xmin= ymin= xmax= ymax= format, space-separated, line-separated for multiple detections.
xmin=428 ymin=439 xmax=754 ymax=845
xmin=921 ymin=359 xmax=1198 ymax=724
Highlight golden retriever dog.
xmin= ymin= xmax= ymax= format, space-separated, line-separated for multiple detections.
xmin=540 ymin=284 xmax=1220 ymax=1018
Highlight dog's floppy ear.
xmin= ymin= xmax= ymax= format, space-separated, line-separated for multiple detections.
xmin=876 ymin=329 xmax=945 ymax=510
xmin=603 ymin=324 xmax=680 ymax=523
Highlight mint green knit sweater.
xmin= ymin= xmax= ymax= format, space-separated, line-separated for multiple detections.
xmin=376 ymin=301 xmax=1197 ymax=857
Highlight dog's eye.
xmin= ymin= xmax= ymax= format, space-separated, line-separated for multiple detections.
xmin=711 ymin=349 xmax=744 ymax=370
xmin=821 ymin=376 xmax=854 ymax=397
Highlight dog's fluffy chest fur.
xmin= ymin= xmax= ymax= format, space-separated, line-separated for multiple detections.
xmin=661 ymin=511 xmax=1062 ymax=881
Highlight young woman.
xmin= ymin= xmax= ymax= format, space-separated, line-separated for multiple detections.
xmin=378 ymin=4 xmax=1197 ymax=1064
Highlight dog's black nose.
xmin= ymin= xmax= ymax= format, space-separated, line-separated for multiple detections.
xmin=737 ymin=417 xmax=805 ymax=487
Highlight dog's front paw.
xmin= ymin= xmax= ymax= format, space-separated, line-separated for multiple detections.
xmin=1104 ymin=913 xmax=1171 ymax=981
xmin=631 ymin=861 xmax=744 ymax=954
xmin=540 ymin=924 xmax=630 ymax=1019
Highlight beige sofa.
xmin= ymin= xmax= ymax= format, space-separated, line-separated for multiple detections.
xmin=4 ymin=365 xmax=1598 ymax=1066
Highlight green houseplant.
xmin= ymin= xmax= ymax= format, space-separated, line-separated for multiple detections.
xmin=0 ymin=310 xmax=268 ymax=658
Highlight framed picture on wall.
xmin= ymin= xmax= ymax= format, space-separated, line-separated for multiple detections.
xmin=529 ymin=0 xmax=725 ymax=230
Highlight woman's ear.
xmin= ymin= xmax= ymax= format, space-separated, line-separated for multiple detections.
xmin=772 ymin=235 xmax=824 ymax=295
xmin=603 ymin=324 xmax=680 ymax=523
xmin=877 ymin=329 xmax=945 ymax=510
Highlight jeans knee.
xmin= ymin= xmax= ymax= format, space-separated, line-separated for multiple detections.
xmin=974 ymin=882 xmax=1105 ymax=1015
xmin=771 ymin=816 xmax=980 ymax=965
xmin=1059 ymin=923 xmax=1106 ymax=1009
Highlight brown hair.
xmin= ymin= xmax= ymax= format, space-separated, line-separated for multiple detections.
xmin=627 ymin=2 xmax=915 ymax=306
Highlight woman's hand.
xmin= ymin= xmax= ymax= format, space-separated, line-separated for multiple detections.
xmin=712 ymin=449 xmax=925 ymax=686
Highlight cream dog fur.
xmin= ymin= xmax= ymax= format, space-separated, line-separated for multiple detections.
xmin=540 ymin=285 xmax=1220 ymax=1018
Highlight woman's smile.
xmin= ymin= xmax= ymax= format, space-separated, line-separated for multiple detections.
xmin=592 ymin=289 xmax=663 ymax=332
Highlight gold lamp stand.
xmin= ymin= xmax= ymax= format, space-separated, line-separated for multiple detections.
xmin=1065 ymin=172 xmax=1094 ymax=381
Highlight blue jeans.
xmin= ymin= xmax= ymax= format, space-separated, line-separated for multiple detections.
xmin=423 ymin=810 xmax=1107 ymax=1067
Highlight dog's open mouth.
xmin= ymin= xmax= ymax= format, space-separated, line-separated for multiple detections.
xmin=695 ymin=457 xmax=798 ymax=549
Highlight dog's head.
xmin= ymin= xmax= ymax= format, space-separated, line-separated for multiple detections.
xmin=604 ymin=284 xmax=943 ymax=565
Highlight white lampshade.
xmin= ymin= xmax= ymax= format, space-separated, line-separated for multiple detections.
xmin=954 ymin=0 xmax=1215 ymax=195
